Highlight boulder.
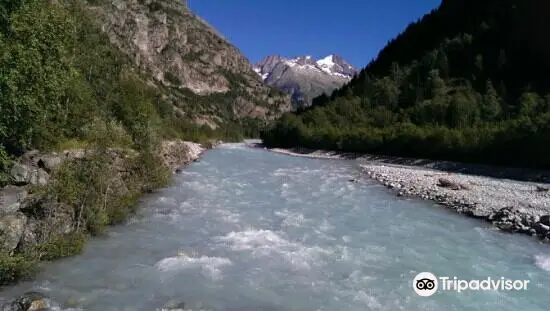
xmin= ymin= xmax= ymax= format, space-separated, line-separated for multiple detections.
xmin=0 ymin=212 xmax=27 ymax=252
xmin=437 ymin=178 xmax=470 ymax=190
xmin=36 ymin=155 xmax=63 ymax=173
xmin=161 ymin=299 xmax=185 ymax=311
xmin=9 ymin=163 xmax=33 ymax=185
xmin=0 ymin=187 xmax=29 ymax=253
xmin=539 ymin=215 xmax=550 ymax=226
xmin=533 ymin=222 xmax=550 ymax=235
xmin=495 ymin=221 xmax=514 ymax=232
xmin=10 ymin=292 xmax=51 ymax=311
xmin=9 ymin=163 xmax=49 ymax=186
xmin=0 ymin=186 xmax=28 ymax=214
xmin=15 ymin=197 xmax=74 ymax=250
xmin=536 ymin=185 xmax=549 ymax=192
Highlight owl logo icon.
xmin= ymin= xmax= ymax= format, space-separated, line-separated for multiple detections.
xmin=413 ymin=272 xmax=438 ymax=296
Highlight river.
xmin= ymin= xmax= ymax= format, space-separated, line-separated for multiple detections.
xmin=2 ymin=143 xmax=550 ymax=310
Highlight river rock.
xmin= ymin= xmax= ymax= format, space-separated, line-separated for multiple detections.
xmin=495 ymin=221 xmax=515 ymax=232
xmin=539 ymin=215 xmax=550 ymax=226
xmin=533 ymin=222 xmax=550 ymax=235
xmin=437 ymin=178 xmax=469 ymax=190
xmin=9 ymin=292 xmax=51 ymax=311
xmin=161 ymin=299 xmax=185 ymax=311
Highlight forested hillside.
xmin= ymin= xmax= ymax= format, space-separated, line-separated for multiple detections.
xmin=262 ymin=0 xmax=550 ymax=169
xmin=0 ymin=0 xmax=287 ymax=184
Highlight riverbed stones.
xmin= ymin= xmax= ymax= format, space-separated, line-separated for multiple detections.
xmin=359 ymin=162 xmax=550 ymax=243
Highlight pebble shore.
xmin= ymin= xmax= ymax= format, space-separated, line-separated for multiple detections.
xmin=359 ymin=163 xmax=550 ymax=239
xmin=264 ymin=145 xmax=550 ymax=243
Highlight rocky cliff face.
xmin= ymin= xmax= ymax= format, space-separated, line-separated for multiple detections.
xmin=87 ymin=0 xmax=290 ymax=124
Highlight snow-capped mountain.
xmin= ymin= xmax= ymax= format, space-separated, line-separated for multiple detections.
xmin=253 ymin=54 xmax=358 ymax=106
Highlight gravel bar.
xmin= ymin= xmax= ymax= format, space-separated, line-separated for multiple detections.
xmin=359 ymin=163 xmax=550 ymax=240
xmin=258 ymin=145 xmax=550 ymax=243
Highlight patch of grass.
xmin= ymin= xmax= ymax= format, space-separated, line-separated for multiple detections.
xmin=51 ymin=139 xmax=90 ymax=152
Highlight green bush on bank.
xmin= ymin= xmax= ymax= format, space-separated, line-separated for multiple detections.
xmin=0 ymin=252 xmax=38 ymax=286
xmin=32 ymin=232 xmax=88 ymax=261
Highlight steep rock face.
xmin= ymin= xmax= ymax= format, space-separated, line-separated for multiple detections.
xmin=87 ymin=0 xmax=290 ymax=123
xmin=254 ymin=55 xmax=358 ymax=106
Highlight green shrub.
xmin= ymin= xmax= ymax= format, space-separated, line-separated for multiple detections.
xmin=0 ymin=252 xmax=38 ymax=286
xmin=107 ymin=191 xmax=141 ymax=225
xmin=34 ymin=232 xmax=88 ymax=261
xmin=0 ymin=146 xmax=11 ymax=187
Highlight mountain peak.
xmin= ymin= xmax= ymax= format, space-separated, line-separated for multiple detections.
xmin=253 ymin=54 xmax=358 ymax=106
xmin=254 ymin=54 xmax=357 ymax=81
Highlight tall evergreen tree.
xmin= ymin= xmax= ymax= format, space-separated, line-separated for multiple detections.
xmin=481 ymin=80 xmax=501 ymax=121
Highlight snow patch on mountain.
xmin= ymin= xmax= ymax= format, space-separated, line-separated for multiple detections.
xmin=252 ymin=54 xmax=358 ymax=106
xmin=253 ymin=54 xmax=357 ymax=82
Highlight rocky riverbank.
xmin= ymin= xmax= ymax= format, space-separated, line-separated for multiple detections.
xmin=261 ymin=146 xmax=550 ymax=243
xmin=0 ymin=140 xmax=210 ymax=289
xmin=360 ymin=164 xmax=550 ymax=240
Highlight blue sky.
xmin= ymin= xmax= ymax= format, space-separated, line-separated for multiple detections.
xmin=188 ymin=0 xmax=442 ymax=69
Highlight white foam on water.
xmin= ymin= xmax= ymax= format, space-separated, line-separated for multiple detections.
xmin=215 ymin=208 xmax=241 ymax=224
xmin=152 ymin=208 xmax=182 ymax=223
xmin=534 ymin=254 xmax=550 ymax=271
xmin=274 ymin=209 xmax=307 ymax=227
xmin=219 ymin=143 xmax=247 ymax=150
xmin=216 ymin=229 xmax=332 ymax=270
xmin=156 ymin=196 xmax=178 ymax=206
xmin=155 ymin=255 xmax=232 ymax=280
xmin=353 ymin=291 xmax=382 ymax=309
xmin=183 ymin=180 xmax=220 ymax=194
xmin=272 ymin=167 xmax=322 ymax=177
xmin=319 ymin=219 xmax=334 ymax=232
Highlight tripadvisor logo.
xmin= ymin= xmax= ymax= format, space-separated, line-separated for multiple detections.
xmin=413 ymin=272 xmax=438 ymax=297
xmin=413 ymin=272 xmax=530 ymax=297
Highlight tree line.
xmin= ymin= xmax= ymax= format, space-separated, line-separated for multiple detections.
xmin=262 ymin=0 xmax=550 ymax=169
